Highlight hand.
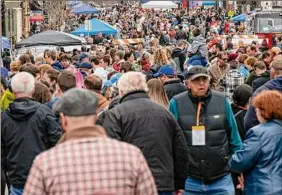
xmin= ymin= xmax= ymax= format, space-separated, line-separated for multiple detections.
xmin=175 ymin=189 xmax=184 ymax=195
xmin=236 ymin=174 xmax=244 ymax=191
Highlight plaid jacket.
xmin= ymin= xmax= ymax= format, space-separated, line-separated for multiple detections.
xmin=23 ymin=137 xmax=157 ymax=195
xmin=225 ymin=69 xmax=245 ymax=98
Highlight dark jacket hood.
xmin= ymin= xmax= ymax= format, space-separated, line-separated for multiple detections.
xmin=265 ymin=76 xmax=282 ymax=91
xmin=7 ymin=98 xmax=40 ymax=120
xmin=52 ymin=61 xmax=63 ymax=71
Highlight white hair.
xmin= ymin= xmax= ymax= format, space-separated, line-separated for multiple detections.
xmin=11 ymin=72 xmax=35 ymax=94
xmin=117 ymin=72 xmax=148 ymax=95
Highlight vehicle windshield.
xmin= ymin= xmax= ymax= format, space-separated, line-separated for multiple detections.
xmin=257 ymin=17 xmax=282 ymax=32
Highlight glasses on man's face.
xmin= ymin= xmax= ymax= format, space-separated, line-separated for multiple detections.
xmin=191 ymin=77 xmax=209 ymax=84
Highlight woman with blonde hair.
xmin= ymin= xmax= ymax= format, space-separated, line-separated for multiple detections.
xmin=147 ymin=78 xmax=169 ymax=108
xmin=153 ymin=48 xmax=170 ymax=67
xmin=229 ymin=90 xmax=282 ymax=194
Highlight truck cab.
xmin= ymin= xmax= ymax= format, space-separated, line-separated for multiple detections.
xmin=247 ymin=7 xmax=282 ymax=46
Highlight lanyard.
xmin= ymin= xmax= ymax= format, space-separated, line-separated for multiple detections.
xmin=196 ymin=102 xmax=202 ymax=126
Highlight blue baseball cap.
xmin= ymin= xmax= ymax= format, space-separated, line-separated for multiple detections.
xmin=103 ymin=73 xmax=122 ymax=87
xmin=79 ymin=52 xmax=89 ymax=61
xmin=153 ymin=65 xmax=175 ymax=77
xmin=79 ymin=62 xmax=92 ymax=69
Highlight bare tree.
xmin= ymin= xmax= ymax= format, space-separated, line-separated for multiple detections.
xmin=43 ymin=1 xmax=68 ymax=31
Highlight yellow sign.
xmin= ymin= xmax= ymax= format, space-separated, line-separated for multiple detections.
xmin=228 ymin=11 xmax=234 ymax=17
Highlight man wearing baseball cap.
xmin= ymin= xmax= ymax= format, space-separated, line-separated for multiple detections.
xmin=169 ymin=65 xmax=242 ymax=194
xmin=154 ymin=65 xmax=187 ymax=100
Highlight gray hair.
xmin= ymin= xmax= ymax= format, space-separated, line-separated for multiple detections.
xmin=53 ymin=88 xmax=98 ymax=116
xmin=117 ymin=72 xmax=148 ymax=95
xmin=11 ymin=72 xmax=35 ymax=94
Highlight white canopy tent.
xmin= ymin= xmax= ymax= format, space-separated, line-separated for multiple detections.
xmin=142 ymin=1 xmax=178 ymax=9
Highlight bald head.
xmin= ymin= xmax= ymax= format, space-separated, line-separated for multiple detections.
xmin=270 ymin=59 xmax=282 ymax=79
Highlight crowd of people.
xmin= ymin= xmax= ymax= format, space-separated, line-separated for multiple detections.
xmin=1 ymin=3 xmax=282 ymax=195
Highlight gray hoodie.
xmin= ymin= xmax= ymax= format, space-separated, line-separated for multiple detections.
xmin=188 ymin=35 xmax=207 ymax=58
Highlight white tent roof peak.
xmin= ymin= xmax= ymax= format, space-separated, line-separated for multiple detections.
xmin=142 ymin=1 xmax=178 ymax=9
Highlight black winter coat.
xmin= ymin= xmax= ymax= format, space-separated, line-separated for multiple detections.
xmin=164 ymin=79 xmax=187 ymax=100
xmin=1 ymin=98 xmax=62 ymax=188
xmin=172 ymin=48 xmax=186 ymax=72
xmin=103 ymin=91 xmax=189 ymax=191
xmin=252 ymin=71 xmax=270 ymax=92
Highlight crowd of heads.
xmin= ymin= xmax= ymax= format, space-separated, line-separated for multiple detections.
xmin=1 ymin=4 xmax=282 ymax=122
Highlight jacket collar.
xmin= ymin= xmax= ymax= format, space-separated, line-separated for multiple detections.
xmin=119 ymin=90 xmax=149 ymax=104
xmin=57 ymin=125 xmax=107 ymax=144
xmin=164 ymin=79 xmax=182 ymax=85
xmin=14 ymin=97 xmax=34 ymax=102
xmin=187 ymin=89 xmax=212 ymax=105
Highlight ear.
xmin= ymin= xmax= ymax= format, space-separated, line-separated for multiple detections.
xmin=93 ymin=114 xmax=98 ymax=124
xmin=60 ymin=113 xmax=67 ymax=132
xmin=186 ymin=80 xmax=191 ymax=89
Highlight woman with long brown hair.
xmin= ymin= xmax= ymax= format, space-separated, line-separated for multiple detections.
xmin=147 ymin=78 xmax=169 ymax=108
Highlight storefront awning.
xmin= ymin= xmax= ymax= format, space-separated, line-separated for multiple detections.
xmin=30 ymin=15 xmax=44 ymax=22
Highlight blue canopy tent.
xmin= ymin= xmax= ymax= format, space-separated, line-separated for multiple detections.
xmin=72 ymin=18 xmax=118 ymax=36
xmin=2 ymin=36 xmax=11 ymax=49
xmin=231 ymin=13 xmax=247 ymax=22
xmin=72 ymin=4 xmax=100 ymax=14
xmin=71 ymin=2 xmax=84 ymax=9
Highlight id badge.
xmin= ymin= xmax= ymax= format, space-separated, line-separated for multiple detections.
xmin=192 ymin=126 xmax=205 ymax=146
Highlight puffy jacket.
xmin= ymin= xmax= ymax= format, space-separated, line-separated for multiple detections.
xmin=169 ymin=90 xmax=242 ymax=182
xmin=1 ymin=98 xmax=62 ymax=188
xmin=245 ymin=76 xmax=282 ymax=131
xmin=103 ymin=90 xmax=189 ymax=191
xmin=229 ymin=119 xmax=282 ymax=195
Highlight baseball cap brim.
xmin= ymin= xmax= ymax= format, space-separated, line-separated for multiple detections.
xmin=189 ymin=73 xmax=210 ymax=81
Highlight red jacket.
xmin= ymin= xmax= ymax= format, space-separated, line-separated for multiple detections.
xmin=113 ymin=63 xmax=120 ymax=72
xmin=141 ymin=59 xmax=151 ymax=72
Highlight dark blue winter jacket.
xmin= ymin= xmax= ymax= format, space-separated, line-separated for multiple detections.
xmin=51 ymin=61 xmax=63 ymax=71
xmin=244 ymin=76 xmax=282 ymax=131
